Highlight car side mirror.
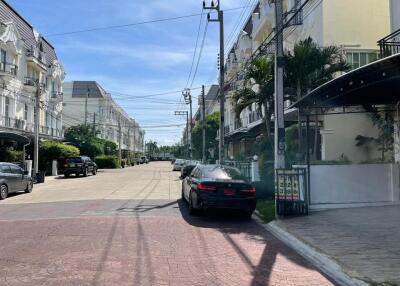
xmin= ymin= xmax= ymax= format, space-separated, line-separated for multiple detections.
xmin=23 ymin=170 xmax=29 ymax=175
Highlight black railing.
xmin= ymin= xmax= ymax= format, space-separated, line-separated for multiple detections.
xmin=24 ymin=77 xmax=37 ymax=86
xmin=0 ymin=62 xmax=18 ymax=75
xmin=378 ymin=28 xmax=400 ymax=58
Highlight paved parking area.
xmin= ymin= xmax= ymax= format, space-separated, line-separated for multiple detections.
xmin=0 ymin=162 xmax=335 ymax=285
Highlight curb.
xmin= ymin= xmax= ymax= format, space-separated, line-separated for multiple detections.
xmin=253 ymin=212 xmax=368 ymax=286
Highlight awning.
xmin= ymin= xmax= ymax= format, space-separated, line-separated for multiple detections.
xmin=291 ymin=53 xmax=400 ymax=109
xmin=0 ymin=132 xmax=30 ymax=145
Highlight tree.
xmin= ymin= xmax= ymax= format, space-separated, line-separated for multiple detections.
xmin=232 ymin=56 xmax=275 ymax=154
xmin=355 ymin=105 xmax=394 ymax=162
xmin=145 ymin=141 xmax=158 ymax=158
xmin=191 ymin=112 xmax=220 ymax=160
xmin=285 ymin=37 xmax=350 ymax=160
xmin=64 ymin=124 xmax=117 ymax=159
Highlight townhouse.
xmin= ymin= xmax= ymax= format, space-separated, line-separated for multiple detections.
xmin=223 ymin=0 xmax=393 ymax=163
xmin=0 ymin=0 xmax=64 ymax=142
xmin=62 ymin=81 xmax=145 ymax=154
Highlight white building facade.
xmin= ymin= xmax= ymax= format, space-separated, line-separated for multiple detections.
xmin=62 ymin=81 xmax=144 ymax=153
xmin=224 ymin=0 xmax=393 ymax=162
xmin=0 ymin=0 xmax=64 ymax=140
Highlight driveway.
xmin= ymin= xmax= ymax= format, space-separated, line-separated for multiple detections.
xmin=0 ymin=162 xmax=335 ymax=285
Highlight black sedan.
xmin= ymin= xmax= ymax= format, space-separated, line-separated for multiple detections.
xmin=0 ymin=163 xmax=33 ymax=200
xmin=181 ymin=164 xmax=256 ymax=218
xmin=64 ymin=156 xmax=97 ymax=178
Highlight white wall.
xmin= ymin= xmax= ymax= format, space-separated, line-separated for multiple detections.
xmin=391 ymin=0 xmax=400 ymax=32
xmin=309 ymin=164 xmax=400 ymax=206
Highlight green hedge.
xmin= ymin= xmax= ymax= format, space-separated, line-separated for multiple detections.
xmin=39 ymin=141 xmax=80 ymax=172
xmin=95 ymin=155 xmax=120 ymax=169
xmin=0 ymin=147 xmax=23 ymax=162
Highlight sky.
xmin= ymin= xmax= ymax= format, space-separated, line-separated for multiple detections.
xmin=7 ymin=0 xmax=257 ymax=146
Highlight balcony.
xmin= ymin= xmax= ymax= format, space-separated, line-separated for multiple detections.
xmin=378 ymin=28 xmax=400 ymax=58
xmin=224 ymin=125 xmax=230 ymax=135
xmin=26 ymin=47 xmax=47 ymax=69
xmin=24 ymin=76 xmax=37 ymax=86
xmin=234 ymin=119 xmax=243 ymax=130
xmin=248 ymin=111 xmax=262 ymax=124
xmin=0 ymin=115 xmax=33 ymax=132
xmin=50 ymin=91 xmax=63 ymax=101
xmin=0 ymin=62 xmax=18 ymax=77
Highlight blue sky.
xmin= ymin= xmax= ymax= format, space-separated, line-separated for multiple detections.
xmin=7 ymin=0 xmax=255 ymax=145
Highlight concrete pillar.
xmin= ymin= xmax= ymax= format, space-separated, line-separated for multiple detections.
xmin=251 ymin=155 xmax=260 ymax=182
xmin=25 ymin=160 xmax=32 ymax=177
xmin=52 ymin=160 xmax=58 ymax=176
xmin=394 ymin=118 xmax=400 ymax=164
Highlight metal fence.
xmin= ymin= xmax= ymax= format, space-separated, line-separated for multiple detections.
xmin=275 ymin=168 xmax=308 ymax=217
xmin=224 ymin=160 xmax=252 ymax=181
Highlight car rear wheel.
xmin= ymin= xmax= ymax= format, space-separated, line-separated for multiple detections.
xmin=83 ymin=168 xmax=88 ymax=177
xmin=64 ymin=173 xmax=70 ymax=178
xmin=0 ymin=184 xmax=8 ymax=200
xmin=181 ymin=187 xmax=185 ymax=202
xmin=92 ymin=168 xmax=97 ymax=175
xmin=25 ymin=181 xmax=33 ymax=193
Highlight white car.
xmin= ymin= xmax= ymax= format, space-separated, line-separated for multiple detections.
xmin=173 ymin=159 xmax=186 ymax=171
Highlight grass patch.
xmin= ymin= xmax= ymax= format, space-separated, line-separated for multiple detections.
xmin=256 ymin=199 xmax=275 ymax=223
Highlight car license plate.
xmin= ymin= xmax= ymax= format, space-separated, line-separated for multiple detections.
xmin=224 ymin=189 xmax=236 ymax=196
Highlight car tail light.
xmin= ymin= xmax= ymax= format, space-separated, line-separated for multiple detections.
xmin=197 ymin=183 xmax=217 ymax=192
xmin=241 ymin=187 xmax=256 ymax=193
xmin=64 ymin=164 xmax=68 ymax=167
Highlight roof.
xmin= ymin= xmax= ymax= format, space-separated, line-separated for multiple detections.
xmin=0 ymin=0 xmax=57 ymax=64
xmin=0 ymin=132 xmax=30 ymax=144
xmin=291 ymin=53 xmax=400 ymax=109
xmin=71 ymin=81 xmax=108 ymax=98
xmin=206 ymin=85 xmax=219 ymax=100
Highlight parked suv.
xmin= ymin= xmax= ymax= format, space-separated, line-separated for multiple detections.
xmin=64 ymin=156 xmax=97 ymax=178
xmin=0 ymin=163 xmax=33 ymax=200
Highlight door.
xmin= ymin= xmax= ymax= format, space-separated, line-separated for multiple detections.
xmin=10 ymin=165 xmax=25 ymax=191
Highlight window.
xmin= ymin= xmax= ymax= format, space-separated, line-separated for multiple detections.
xmin=51 ymin=81 xmax=55 ymax=97
xmin=10 ymin=165 xmax=23 ymax=175
xmin=1 ymin=49 xmax=6 ymax=71
xmin=346 ymin=51 xmax=379 ymax=70
xmin=5 ymin=97 xmax=10 ymax=118
xmin=0 ymin=165 xmax=11 ymax=173
xmin=24 ymin=104 xmax=28 ymax=120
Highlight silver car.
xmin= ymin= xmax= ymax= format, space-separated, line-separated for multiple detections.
xmin=172 ymin=159 xmax=186 ymax=171
xmin=0 ymin=163 xmax=33 ymax=200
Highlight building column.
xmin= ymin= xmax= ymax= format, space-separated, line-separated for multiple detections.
xmin=394 ymin=115 xmax=400 ymax=163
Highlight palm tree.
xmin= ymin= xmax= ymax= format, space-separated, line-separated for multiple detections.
xmin=285 ymin=37 xmax=350 ymax=159
xmin=232 ymin=56 xmax=275 ymax=152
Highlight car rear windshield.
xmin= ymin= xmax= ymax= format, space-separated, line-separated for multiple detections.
xmin=202 ymin=166 xmax=245 ymax=180
xmin=66 ymin=157 xmax=82 ymax=163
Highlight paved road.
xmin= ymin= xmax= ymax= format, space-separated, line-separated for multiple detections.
xmin=0 ymin=162 xmax=335 ymax=286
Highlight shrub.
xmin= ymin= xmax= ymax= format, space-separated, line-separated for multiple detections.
xmin=0 ymin=147 xmax=23 ymax=162
xmin=95 ymin=155 xmax=120 ymax=169
xmin=39 ymin=141 xmax=80 ymax=172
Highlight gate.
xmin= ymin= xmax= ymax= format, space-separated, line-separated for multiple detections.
xmin=224 ymin=160 xmax=251 ymax=181
xmin=275 ymin=168 xmax=308 ymax=216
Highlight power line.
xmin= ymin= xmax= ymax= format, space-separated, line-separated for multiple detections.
xmin=22 ymin=6 xmax=252 ymax=40
xmin=189 ymin=21 xmax=209 ymax=88
xmin=185 ymin=8 xmax=204 ymax=89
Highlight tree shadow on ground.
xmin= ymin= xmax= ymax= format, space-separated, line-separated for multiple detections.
xmin=177 ymin=199 xmax=336 ymax=286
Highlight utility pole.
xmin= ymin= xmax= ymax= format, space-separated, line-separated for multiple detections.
xmin=84 ymin=87 xmax=89 ymax=126
xmin=118 ymin=117 xmax=122 ymax=167
xmin=204 ymin=0 xmax=224 ymax=164
xmin=175 ymin=110 xmax=189 ymax=158
xmin=201 ymin=85 xmax=206 ymax=163
xmin=273 ymin=0 xmax=286 ymax=169
xmin=183 ymin=88 xmax=193 ymax=158
xmin=33 ymin=80 xmax=41 ymax=177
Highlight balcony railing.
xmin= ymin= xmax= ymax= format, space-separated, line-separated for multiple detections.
xmin=24 ymin=76 xmax=37 ymax=86
xmin=224 ymin=125 xmax=230 ymax=134
xmin=51 ymin=91 xmax=63 ymax=100
xmin=234 ymin=119 xmax=242 ymax=130
xmin=0 ymin=115 xmax=63 ymax=137
xmin=0 ymin=62 xmax=18 ymax=76
xmin=248 ymin=111 xmax=262 ymax=124
xmin=378 ymin=28 xmax=400 ymax=58
xmin=26 ymin=47 xmax=47 ymax=65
